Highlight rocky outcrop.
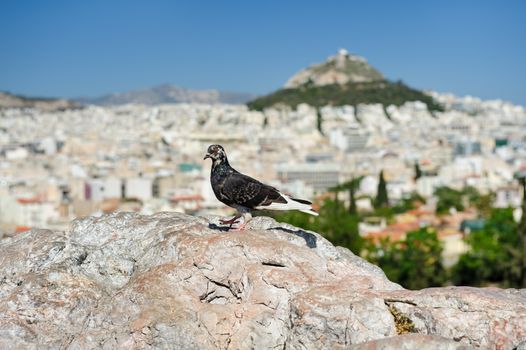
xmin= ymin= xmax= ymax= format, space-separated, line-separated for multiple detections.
xmin=284 ymin=49 xmax=384 ymax=88
xmin=0 ymin=212 xmax=524 ymax=349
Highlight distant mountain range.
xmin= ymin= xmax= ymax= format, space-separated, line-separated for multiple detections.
xmin=1 ymin=50 xmax=456 ymax=111
xmin=247 ymin=49 xmax=443 ymax=111
xmin=77 ymin=84 xmax=257 ymax=106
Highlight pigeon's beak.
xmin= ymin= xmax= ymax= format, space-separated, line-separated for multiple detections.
xmin=203 ymin=153 xmax=211 ymax=160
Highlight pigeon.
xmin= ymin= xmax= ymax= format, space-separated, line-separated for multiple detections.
xmin=204 ymin=144 xmax=318 ymax=230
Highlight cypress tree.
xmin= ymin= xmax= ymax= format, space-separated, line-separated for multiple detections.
xmin=348 ymin=176 xmax=364 ymax=215
xmin=376 ymin=170 xmax=389 ymax=208
xmin=518 ymin=174 xmax=526 ymax=288
xmin=349 ymin=185 xmax=357 ymax=215
xmin=316 ymin=108 xmax=323 ymax=134
xmin=414 ymin=162 xmax=423 ymax=181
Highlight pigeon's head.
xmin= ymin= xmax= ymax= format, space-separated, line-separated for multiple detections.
xmin=204 ymin=144 xmax=227 ymax=162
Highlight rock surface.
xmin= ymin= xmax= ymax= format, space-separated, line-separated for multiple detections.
xmin=0 ymin=212 xmax=525 ymax=349
xmin=284 ymin=49 xmax=384 ymax=88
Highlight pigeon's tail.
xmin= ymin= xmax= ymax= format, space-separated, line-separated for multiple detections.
xmin=299 ymin=208 xmax=319 ymax=216
xmin=256 ymin=193 xmax=319 ymax=216
xmin=291 ymin=197 xmax=319 ymax=216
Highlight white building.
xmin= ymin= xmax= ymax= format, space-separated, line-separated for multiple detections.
xmin=276 ymin=163 xmax=340 ymax=193
xmin=416 ymin=176 xmax=442 ymax=197
xmin=494 ymin=185 xmax=522 ymax=208
xmin=329 ymin=127 xmax=369 ymax=152
xmin=103 ymin=177 xmax=122 ymax=199
xmin=125 ymin=178 xmax=153 ymax=201
xmin=0 ymin=193 xmax=57 ymax=229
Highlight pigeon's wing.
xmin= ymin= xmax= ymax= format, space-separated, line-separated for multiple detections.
xmin=221 ymin=172 xmax=287 ymax=209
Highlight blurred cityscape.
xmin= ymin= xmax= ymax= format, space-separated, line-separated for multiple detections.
xmin=1 ymin=50 xmax=526 ymax=288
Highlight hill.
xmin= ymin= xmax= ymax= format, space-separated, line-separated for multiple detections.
xmin=0 ymin=212 xmax=524 ymax=349
xmin=78 ymin=84 xmax=256 ymax=106
xmin=285 ymin=49 xmax=384 ymax=88
xmin=248 ymin=49 xmax=443 ymax=112
xmin=0 ymin=91 xmax=78 ymax=111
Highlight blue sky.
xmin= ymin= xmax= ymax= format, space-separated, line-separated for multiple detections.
xmin=1 ymin=0 xmax=525 ymax=104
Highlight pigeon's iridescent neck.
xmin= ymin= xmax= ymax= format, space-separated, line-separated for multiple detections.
xmin=211 ymin=157 xmax=230 ymax=173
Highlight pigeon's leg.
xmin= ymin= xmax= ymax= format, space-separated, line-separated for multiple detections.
xmin=220 ymin=213 xmax=242 ymax=227
xmin=232 ymin=212 xmax=252 ymax=231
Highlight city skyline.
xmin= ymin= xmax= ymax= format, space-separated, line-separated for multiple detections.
xmin=1 ymin=0 xmax=525 ymax=104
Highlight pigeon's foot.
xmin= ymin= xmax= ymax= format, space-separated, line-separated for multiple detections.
xmin=220 ymin=217 xmax=240 ymax=226
xmin=231 ymin=216 xmax=251 ymax=231
xmin=231 ymin=222 xmax=247 ymax=231
xmin=220 ymin=214 xmax=242 ymax=229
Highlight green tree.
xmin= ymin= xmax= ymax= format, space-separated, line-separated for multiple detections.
xmin=375 ymin=170 xmax=389 ymax=208
xmin=461 ymin=186 xmax=480 ymax=204
xmin=452 ymin=208 xmax=521 ymax=287
xmin=364 ymin=228 xmax=447 ymax=289
xmin=347 ymin=177 xmax=363 ymax=215
xmin=316 ymin=108 xmax=323 ymax=135
xmin=414 ymin=162 xmax=423 ymax=181
xmin=461 ymin=186 xmax=494 ymax=217
xmin=330 ymin=177 xmax=364 ymax=215
xmin=516 ymin=174 xmax=526 ymax=288
xmin=434 ymin=187 xmax=464 ymax=214
xmin=392 ymin=191 xmax=426 ymax=214
xmin=273 ymin=198 xmax=364 ymax=254
xmin=435 ymin=186 xmax=493 ymax=216
xmin=329 ymin=182 xmax=344 ymax=203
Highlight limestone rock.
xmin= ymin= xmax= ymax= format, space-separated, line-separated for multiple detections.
xmin=284 ymin=49 xmax=384 ymax=88
xmin=0 ymin=212 xmax=524 ymax=349
xmin=350 ymin=334 xmax=474 ymax=350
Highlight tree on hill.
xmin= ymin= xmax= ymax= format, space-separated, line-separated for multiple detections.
xmin=316 ymin=108 xmax=323 ymax=134
xmin=246 ymin=80 xmax=444 ymax=112
xmin=375 ymin=170 xmax=389 ymax=208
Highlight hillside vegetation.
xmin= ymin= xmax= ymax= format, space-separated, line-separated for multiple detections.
xmin=247 ymin=80 xmax=444 ymax=112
